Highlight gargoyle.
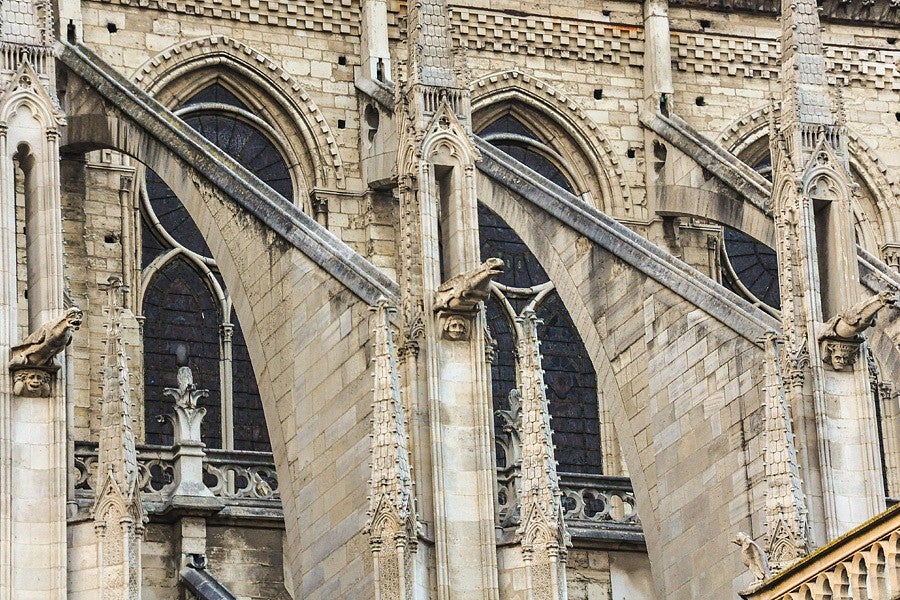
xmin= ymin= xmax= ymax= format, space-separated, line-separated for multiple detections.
xmin=433 ymin=258 xmax=504 ymax=314
xmin=820 ymin=290 xmax=897 ymax=341
xmin=9 ymin=307 xmax=83 ymax=368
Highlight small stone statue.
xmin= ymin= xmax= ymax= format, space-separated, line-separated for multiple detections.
xmin=433 ymin=258 xmax=504 ymax=314
xmin=732 ymin=532 xmax=770 ymax=582
xmin=9 ymin=307 xmax=83 ymax=368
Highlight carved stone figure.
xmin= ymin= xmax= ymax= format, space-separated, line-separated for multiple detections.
xmin=442 ymin=314 xmax=470 ymax=341
xmin=433 ymin=257 xmax=504 ymax=314
xmin=9 ymin=307 xmax=83 ymax=368
xmin=12 ymin=368 xmax=51 ymax=397
xmin=819 ymin=291 xmax=896 ymax=370
xmin=732 ymin=532 xmax=770 ymax=582
xmin=821 ymin=340 xmax=859 ymax=371
xmin=164 ymin=365 xmax=209 ymax=410
xmin=821 ymin=291 xmax=897 ymax=341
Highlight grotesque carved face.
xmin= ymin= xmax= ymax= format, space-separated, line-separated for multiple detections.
xmin=14 ymin=369 xmax=51 ymax=397
xmin=825 ymin=341 xmax=856 ymax=371
xmin=65 ymin=307 xmax=84 ymax=330
xmin=444 ymin=315 xmax=469 ymax=341
xmin=25 ymin=371 xmax=48 ymax=391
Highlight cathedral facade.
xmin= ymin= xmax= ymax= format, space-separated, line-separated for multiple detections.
xmin=0 ymin=0 xmax=897 ymax=598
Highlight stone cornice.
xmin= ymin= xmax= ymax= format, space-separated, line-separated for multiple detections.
xmin=670 ymin=0 xmax=900 ymax=27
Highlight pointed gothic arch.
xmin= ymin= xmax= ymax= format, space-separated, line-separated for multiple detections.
xmin=132 ymin=35 xmax=346 ymax=194
xmin=471 ymin=69 xmax=632 ymax=216
xmin=720 ymin=103 xmax=900 ymax=248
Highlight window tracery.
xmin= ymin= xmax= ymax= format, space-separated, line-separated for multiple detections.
xmin=141 ymin=82 xmax=292 ymax=452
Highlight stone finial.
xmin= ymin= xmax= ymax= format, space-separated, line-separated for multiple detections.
xmin=163 ymin=366 xmax=209 ymax=446
xmin=9 ymin=306 xmax=82 ymax=368
xmin=733 ymin=532 xmax=771 ymax=582
xmin=819 ymin=291 xmax=897 ymax=370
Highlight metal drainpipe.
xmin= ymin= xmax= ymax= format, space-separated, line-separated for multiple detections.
xmin=179 ymin=555 xmax=237 ymax=600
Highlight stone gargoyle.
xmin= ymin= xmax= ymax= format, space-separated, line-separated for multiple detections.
xmin=819 ymin=291 xmax=897 ymax=370
xmin=433 ymin=257 xmax=504 ymax=315
xmin=820 ymin=290 xmax=897 ymax=341
xmin=9 ymin=306 xmax=83 ymax=368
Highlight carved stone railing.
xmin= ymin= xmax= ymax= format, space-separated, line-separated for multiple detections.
xmin=740 ymin=503 xmax=900 ymax=600
xmin=559 ymin=473 xmax=641 ymax=529
xmin=74 ymin=441 xmax=281 ymax=510
xmin=496 ymin=468 xmax=644 ymax=543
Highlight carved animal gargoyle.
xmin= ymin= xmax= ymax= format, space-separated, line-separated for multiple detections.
xmin=821 ymin=290 xmax=897 ymax=341
xmin=433 ymin=258 xmax=504 ymax=315
xmin=9 ymin=307 xmax=83 ymax=369
xmin=819 ymin=291 xmax=897 ymax=370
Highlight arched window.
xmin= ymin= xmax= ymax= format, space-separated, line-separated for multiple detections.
xmin=479 ymin=114 xmax=577 ymax=195
xmin=480 ymin=203 xmax=601 ymax=474
xmin=141 ymin=83 xmax=293 ymax=451
xmin=479 ymin=115 xmax=602 ymax=475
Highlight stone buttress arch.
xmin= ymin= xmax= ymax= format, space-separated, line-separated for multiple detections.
xmin=475 ymin=170 xmax=770 ymax=600
xmin=59 ymin=52 xmax=396 ymax=596
xmin=132 ymin=35 xmax=346 ymax=191
xmin=471 ymin=69 xmax=632 ymax=215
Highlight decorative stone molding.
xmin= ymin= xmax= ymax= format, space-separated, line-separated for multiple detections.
xmin=514 ymin=311 xmax=570 ymax=599
xmin=132 ymin=35 xmax=346 ymax=189
xmin=471 ymin=69 xmax=633 ymax=214
xmin=92 ymin=278 xmax=145 ymax=600
xmin=762 ymin=334 xmax=810 ymax=572
xmin=87 ymin=0 xmax=360 ymax=34
xmin=365 ymin=298 xmax=419 ymax=599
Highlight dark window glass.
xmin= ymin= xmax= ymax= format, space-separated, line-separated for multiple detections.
xmin=723 ymin=227 xmax=781 ymax=310
xmin=479 ymin=203 xmax=602 ymax=474
xmin=231 ymin=308 xmax=270 ymax=451
xmin=536 ymin=292 xmax=601 ymax=473
xmin=143 ymin=258 xmax=222 ymax=447
xmin=487 ymin=295 xmax=516 ymax=469
xmin=146 ymin=168 xmax=213 ymax=258
xmin=181 ymin=82 xmax=249 ymax=110
xmin=478 ymin=115 xmax=575 ymax=194
xmin=141 ymin=84 xmax=293 ymax=452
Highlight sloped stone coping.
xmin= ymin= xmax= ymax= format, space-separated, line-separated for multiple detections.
xmin=475 ymin=137 xmax=781 ymax=345
xmin=56 ymin=41 xmax=399 ymax=305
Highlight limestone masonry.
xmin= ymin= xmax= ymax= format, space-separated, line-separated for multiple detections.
xmin=0 ymin=0 xmax=897 ymax=598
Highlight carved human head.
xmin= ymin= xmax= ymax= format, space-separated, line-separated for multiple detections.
xmin=824 ymin=341 xmax=856 ymax=371
xmin=444 ymin=315 xmax=469 ymax=341
xmin=13 ymin=369 xmax=51 ymax=397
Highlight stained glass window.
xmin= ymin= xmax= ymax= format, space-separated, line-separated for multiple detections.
xmin=141 ymin=83 xmax=288 ymax=452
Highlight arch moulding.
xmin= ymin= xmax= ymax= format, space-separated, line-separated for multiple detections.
xmin=471 ymin=69 xmax=633 ymax=216
xmin=720 ymin=103 xmax=900 ymax=243
xmin=132 ymin=35 xmax=346 ymax=190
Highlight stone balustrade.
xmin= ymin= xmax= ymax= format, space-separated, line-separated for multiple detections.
xmin=73 ymin=441 xmax=281 ymax=510
xmin=496 ymin=466 xmax=644 ymax=543
xmin=740 ymin=503 xmax=900 ymax=600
